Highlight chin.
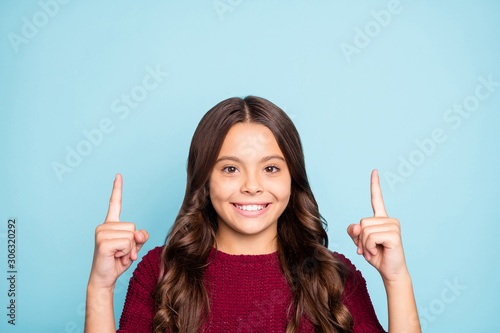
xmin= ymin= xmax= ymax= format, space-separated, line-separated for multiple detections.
xmin=226 ymin=217 xmax=276 ymax=235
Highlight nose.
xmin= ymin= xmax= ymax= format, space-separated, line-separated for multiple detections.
xmin=241 ymin=171 xmax=263 ymax=194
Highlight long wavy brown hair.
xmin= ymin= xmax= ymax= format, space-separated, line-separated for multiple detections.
xmin=152 ymin=96 xmax=354 ymax=333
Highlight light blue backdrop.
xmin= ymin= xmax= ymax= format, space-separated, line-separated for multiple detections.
xmin=1 ymin=1 xmax=499 ymax=332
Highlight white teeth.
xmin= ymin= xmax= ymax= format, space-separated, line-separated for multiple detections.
xmin=235 ymin=204 xmax=267 ymax=211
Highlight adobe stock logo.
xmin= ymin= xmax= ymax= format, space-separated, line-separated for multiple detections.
xmin=213 ymin=0 xmax=244 ymax=21
xmin=384 ymin=74 xmax=498 ymax=191
xmin=51 ymin=64 xmax=169 ymax=182
xmin=416 ymin=278 xmax=467 ymax=331
xmin=7 ymin=0 xmax=71 ymax=54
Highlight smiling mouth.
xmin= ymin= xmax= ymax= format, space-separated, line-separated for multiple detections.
xmin=231 ymin=203 xmax=270 ymax=211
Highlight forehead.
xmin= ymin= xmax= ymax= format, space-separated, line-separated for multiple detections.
xmin=218 ymin=122 xmax=283 ymax=157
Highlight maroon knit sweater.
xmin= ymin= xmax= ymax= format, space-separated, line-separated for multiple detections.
xmin=117 ymin=246 xmax=386 ymax=333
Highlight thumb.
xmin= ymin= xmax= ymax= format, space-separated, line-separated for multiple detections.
xmin=347 ymin=224 xmax=360 ymax=246
xmin=135 ymin=230 xmax=149 ymax=250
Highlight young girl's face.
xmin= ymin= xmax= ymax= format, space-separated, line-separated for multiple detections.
xmin=209 ymin=122 xmax=292 ymax=252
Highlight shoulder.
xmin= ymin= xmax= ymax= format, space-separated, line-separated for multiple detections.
xmin=327 ymin=250 xmax=386 ymax=332
xmin=137 ymin=245 xmax=165 ymax=268
xmin=140 ymin=245 xmax=165 ymax=262
xmin=327 ymin=249 xmax=359 ymax=276
xmin=117 ymin=245 xmax=166 ymax=331
xmin=131 ymin=245 xmax=166 ymax=287
xmin=327 ymin=250 xmax=367 ymax=298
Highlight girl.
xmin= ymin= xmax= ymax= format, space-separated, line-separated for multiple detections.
xmin=85 ymin=96 xmax=420 ymax=333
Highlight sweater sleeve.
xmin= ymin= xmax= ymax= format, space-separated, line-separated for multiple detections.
xmin=332 ymin=251 xmax=387 ymax=333
xmin=116 ymin=246 xmax=164 ymax=333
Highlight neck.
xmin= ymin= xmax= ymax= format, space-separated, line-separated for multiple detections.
xmin=214 ymin=230 xmax=278 ymax=255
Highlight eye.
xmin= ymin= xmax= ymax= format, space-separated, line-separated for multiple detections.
xmin=264 ymin=165 xmax=280 ymax=173
xmin=222 ymin=166 xmax=238 ymax=173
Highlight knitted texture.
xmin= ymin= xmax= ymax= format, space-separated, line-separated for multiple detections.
xmin=117 ymin=246 xmax=386 ymax=333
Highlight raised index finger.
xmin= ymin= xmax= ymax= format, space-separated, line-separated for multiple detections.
xmin=105 ymin=173 xmax=122 ymax=222
xmin=370 ymin=169 xmax=388 ymax=217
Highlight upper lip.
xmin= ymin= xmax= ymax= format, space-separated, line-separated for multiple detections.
xmin=232 ymin=202 xmax=271 ymax=205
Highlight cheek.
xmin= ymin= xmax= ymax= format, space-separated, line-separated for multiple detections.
xmin=209 ymin=177 xmax=236 ymax=203
xmin=269 ymin=178 xmax=292 ymax=202
xmin=281 ymin=188 xmax=292 ymax=204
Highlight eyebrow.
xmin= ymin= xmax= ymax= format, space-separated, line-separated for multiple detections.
xmin=215 ymin=155 xmax=285 ymax=164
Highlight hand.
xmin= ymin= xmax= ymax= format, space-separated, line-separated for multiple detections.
xmin=347 ymin=169 xmax=409 ymax=283
xmin=88 ymin=173 xmax=149 ymax=290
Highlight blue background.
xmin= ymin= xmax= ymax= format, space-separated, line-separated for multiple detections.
xmin=1 ymin=0 xmax=499 ymax=332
